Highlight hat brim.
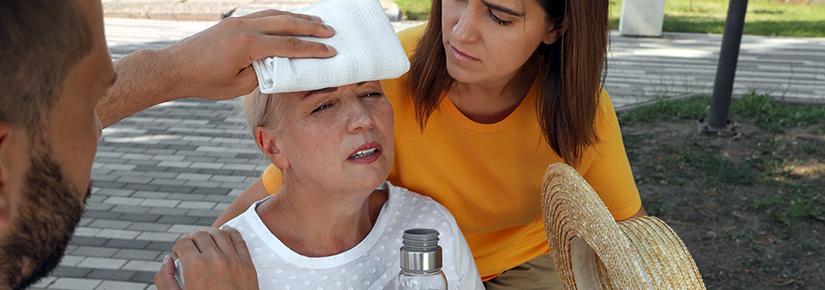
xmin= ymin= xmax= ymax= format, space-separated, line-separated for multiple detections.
xmin=541 ymin=163 xmax=705 ymax=289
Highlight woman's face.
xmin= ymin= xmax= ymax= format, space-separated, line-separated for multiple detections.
xmin=442 ymin=0 xmax=557 ymax=84
xmin=266 ymin=81 xmax=394 ymax=194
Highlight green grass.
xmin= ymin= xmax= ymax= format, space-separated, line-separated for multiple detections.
xmin=750 ymin=186 xmax=825 ymax=226
xmin=618 ymin=96 xmax=708 ymax=124
xmin=397 ymin=0 xmax=432 ymax=20
xmin=620 ymin=92 xmax=825 ymax=130
xmin=399 ymin=0 xmax=825 ymax=36
xmin=610 ymin=0 xmax=825 ymax=37
xmin=733 ymin=93 xmax=825 ymax=131
xmin=621 ymin=93 xmax=825 ymax=287
xmin=621 ymin=93 xmax=825 ymax=226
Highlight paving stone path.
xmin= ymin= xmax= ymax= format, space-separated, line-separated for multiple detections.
xmin=31 ymin=17 xmax=824 ymax=289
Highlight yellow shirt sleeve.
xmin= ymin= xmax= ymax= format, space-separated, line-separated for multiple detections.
xmin=578 ymin=90 xmax=643 ymax=220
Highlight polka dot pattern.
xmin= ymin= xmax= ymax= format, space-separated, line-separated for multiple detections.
xmin=221 ymin=182 xmax=478 ymax=290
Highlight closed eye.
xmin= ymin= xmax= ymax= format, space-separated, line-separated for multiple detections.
xmin=487 ymin=9 xmax=512 ymax=26
xmin=312 ymin=102 xmax=335 ymax=113
xmin=360 ymin=91 xmax=384 ymax=98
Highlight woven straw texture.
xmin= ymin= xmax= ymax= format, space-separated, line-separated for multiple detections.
xmin=540 ymin=163 xmax=705 ymax=290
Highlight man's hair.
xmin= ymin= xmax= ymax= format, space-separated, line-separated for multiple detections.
xmin=0 ymin=0 xmax=93 ymax=134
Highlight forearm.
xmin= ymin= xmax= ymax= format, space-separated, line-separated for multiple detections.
xmin=97 ymin=10 xmax=335 ymax=128
xmin=97 ymin=48 xmax=178 ymax=128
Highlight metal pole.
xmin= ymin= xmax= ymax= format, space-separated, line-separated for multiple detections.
xmin=706 ymin=0 xmax=748 ymax=133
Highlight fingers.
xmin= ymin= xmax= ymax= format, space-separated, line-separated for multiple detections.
xmin=223 ymin=226 xmax=253 ymax=263
xmin=203 ymin=228 xmax=236 ymax=259
xmin=234 ymin=66 xmax=259 ymax=95
xmin=171 ymin=234 xmax=201 ymax=261
xmin=154 ymin=255 xmax=182 ymax=290
xmin=228 ymin=11 xmax=337 ymax=60
xmin=247 ymin=35 xmax=336 ymax=60
xmin=246 ymin=15 xmax=335 ymax=38
xmin=188 ymin=229 xmax=222 ymax=256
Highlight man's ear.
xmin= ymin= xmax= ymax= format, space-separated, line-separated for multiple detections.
xmin=543 ymin=19 xmax=565 ymax=45
xmin=0 ymin=122 xmax=15 ymax=228
xmin=254 ymin=127 xmax=289 ymax=170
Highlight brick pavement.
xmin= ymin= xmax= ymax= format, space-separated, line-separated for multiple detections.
xmin=33 ymin=96 xmax=259 ymax=289
xmin=31 ymin=15 xmax=825 ymax=290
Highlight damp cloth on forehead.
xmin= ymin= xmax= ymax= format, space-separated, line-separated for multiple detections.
xmin=252 ymin=0 xmax=410 ymax=94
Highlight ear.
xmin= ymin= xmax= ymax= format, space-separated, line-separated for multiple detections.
xmin=542 ymin=19 xmax=564 ymax=45
xmin=254 ymin=126 xmax=289 ymax=170
xmin=0 ymin=122 xmax=14 ymax=228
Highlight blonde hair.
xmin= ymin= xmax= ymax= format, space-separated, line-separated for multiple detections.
xmin=242 ymin=88 xmax=284 ymax=137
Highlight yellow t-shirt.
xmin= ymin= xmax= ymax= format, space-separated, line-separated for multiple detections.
xmin=260 ymin=25 xmax=642 ymax=279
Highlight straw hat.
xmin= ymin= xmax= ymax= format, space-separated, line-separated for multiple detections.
xmin=540 ymin=163 xmax=705 ymax=289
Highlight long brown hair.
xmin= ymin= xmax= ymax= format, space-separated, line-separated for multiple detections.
xmin=408 ymin=0 xmax=609 ymax=165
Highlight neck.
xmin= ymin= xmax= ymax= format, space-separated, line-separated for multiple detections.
xmin=450 ymin=62 xmax=538 ymax=124
xmin=256 ymin=179 xmax=387 ymax=257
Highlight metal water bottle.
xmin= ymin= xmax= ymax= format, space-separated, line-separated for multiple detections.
xmin=396 ymin=228 xmax=448 ymax=290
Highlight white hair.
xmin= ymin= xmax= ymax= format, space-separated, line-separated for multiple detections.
xmin=242 ymin=88 xmax=284 ymax=137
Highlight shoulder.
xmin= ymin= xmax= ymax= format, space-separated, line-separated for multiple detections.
xmin=386 ymin=182 xmax=463 ymax=238
xmin=596 ymin=89 xmax=617 ymax=118
xmin=396 ymin=23 xmax=427 ymax=57
xmin=575 ymin=88 xmax=632 ymax=175
xmin=575 ymin=89 xmax=621 ymax=171
xmin=588 ymin=88 xmax=621 ymax=142
xmin=379 ymin=24 xmax=427 ymax=107
xmin=388 ymin=182 xmax=451 ymax=216
xmin=220 ymin=198 xmax=269 ymax=244
xmin=221 ymin=200 xmax=256 ymax=229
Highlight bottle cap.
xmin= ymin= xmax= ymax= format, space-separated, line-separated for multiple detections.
xmin=400 ymin=228 xmax=443 ymax=272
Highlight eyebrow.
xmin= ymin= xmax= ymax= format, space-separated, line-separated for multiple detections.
xmin=482 ymin=0 xmax=525 ymax=17
xmin=302 ymin=82 xmax=370 ymax=99
xmin=303 ymin=87 xmax=337 ymax=99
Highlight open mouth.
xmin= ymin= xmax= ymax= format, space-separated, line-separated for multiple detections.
xmin=348 ymin=147 xmax=380 ymax=160
xmin=347 ymin=142 xmax=383 ymax=162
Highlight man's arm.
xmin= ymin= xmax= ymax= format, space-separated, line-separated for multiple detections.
xmin=98 ymin=9 xmax=336 ymax=127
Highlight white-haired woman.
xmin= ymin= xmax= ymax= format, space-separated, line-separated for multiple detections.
xmin=211 ymin=82 xmax=483 ymax=290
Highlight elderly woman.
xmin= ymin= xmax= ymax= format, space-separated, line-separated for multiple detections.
xmin=208 ymin=82 xmax=483 ymax=290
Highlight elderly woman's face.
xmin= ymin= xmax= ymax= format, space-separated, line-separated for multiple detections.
xmin=272 ymin=81 xmax=394 ymax=193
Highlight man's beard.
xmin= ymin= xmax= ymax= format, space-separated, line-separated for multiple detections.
xmin=0 ymin=142 xmax=87 ymax=290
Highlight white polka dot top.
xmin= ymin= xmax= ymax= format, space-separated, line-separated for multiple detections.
xmin=222 ymin=182 xmax=484 ymax=290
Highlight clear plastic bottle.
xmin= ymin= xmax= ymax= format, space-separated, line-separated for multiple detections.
xmin=396 ymin=228 xmax=448 ymax=290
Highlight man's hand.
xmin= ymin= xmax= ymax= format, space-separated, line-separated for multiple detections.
xmin=159 ymin=9 xmax=337 ymax=100
xmin=154 ymin=227 xmax=258 ymax=290
xmin=99 ymin=9 xmax=336 ymax=127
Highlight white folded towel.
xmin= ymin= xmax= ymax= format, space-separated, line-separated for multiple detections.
xmin=252 ymin=0 xmax=410 ymax=94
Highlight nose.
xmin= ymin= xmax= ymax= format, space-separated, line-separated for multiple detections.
xmin=346 ymin=100 xmax=377 ymax=134
xmin=452 ymin=4 xmax=481 ymax=44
